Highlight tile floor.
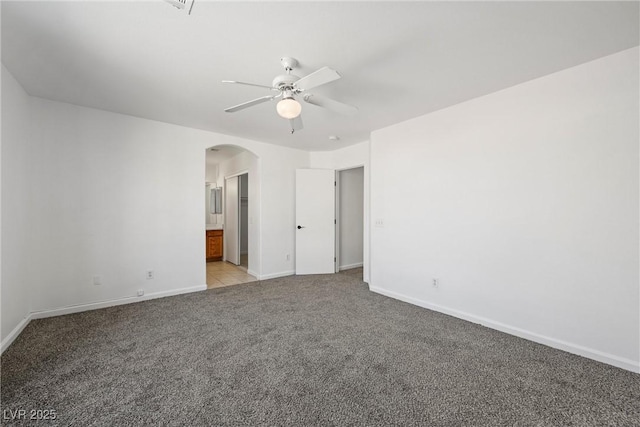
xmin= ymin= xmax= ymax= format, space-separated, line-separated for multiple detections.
xmin=206 ymin=261 xmax=257 ymax=289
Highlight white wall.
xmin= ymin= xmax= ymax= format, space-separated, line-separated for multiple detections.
xmin=310 ymin=141 xmax=369 ymax=171
xmin=310 ymin=141 xmax=370 ymax=282
xmin=338 ymin=167 xmax=364 ymax=270
xmin=205 ymin=162 xmax=219 ymax=184
xmin=370 ymin=47 xmax=640 ymax=372
xmin=1 ymin=65 xmax=33 ymax=348
xmin=27 ymin=97 xmax=210 ymax=314
xmin=1 ymin=81 xmax=310 ymax=348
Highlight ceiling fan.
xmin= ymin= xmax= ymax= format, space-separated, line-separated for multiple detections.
xmin=222 ymin=57 xmax=358 ymax=134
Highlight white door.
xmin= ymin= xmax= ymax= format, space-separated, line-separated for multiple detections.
xmin=225 ymin=176 xmax=240 ymax=265
xmin=295 ymin=169 xmax=335 ymax=274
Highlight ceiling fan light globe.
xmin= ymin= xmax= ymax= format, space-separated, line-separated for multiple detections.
xmin=277 ymin=98 xmax=302 ymax=119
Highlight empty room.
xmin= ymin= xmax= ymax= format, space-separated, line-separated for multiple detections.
xmin=1 ymin=1 xmax=639 ymax=425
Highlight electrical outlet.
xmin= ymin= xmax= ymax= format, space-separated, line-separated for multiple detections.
xmin=93 ymin=275 xmax=102 ymax=286
xmin=137 ymin=289 xmax=144 ymax=297
xmin=146 ymin=270 xmax=154 ymax=280
xmin=375 ymin=218 xmax=385 ymax=227
xmin=286 ymin=253 xmax=290 ymax=261
xmin=432 ymin=278 xmax=439 ymax=288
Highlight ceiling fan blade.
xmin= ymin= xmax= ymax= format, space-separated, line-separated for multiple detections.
xmin=289 ymin=115 xmax=303 ymax=133
xmin=224 ymin=95 xmax=274 ymax=113
xmin=302 ymin=93 xmax=358 ymax=116
xmin=294 ymin=66 xmax=341 ymax=91
xmin=222 ymin=80 xmax=275 ymax=90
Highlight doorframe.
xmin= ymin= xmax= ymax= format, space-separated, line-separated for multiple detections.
xmin=238 ymin=173 xmax=249 ymax=270
xmin=334 ymin=165 xmax=365 ymax=273
xmin=295 ymin=168 xmax=337 ymax=275
xmin=223 ymin=169 xmax=249 ymax=264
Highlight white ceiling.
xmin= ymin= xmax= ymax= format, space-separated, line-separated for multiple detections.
xmin=2 ymin=1 xmax=638 ymax=151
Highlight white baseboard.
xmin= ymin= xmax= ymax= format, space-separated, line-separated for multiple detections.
xmin=258 ymin=270 xmax=295 ymax=280
xmin=1 ymin=314 xmax=33 ymax=354
xmin=339 ymin=262 xmax=363 ymax=271
xmin=30 ymin=285 xmax=207 ymax=320
xmin=369 ymin=285 xmax=640 ymax=374
xmin=1 ymin=285 xmax=206 ymax=354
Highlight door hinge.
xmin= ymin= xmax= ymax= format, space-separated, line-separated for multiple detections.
xmin=334 ymin=181 xmax=337 ymax=186
xmin=334 ymin=257 xmax=336 ymax=262
xmin=334 ymin=219 xmax=337 ymax=224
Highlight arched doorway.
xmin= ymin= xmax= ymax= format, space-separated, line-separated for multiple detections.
xmin=205 ymin=144 xmax=259 ymax=288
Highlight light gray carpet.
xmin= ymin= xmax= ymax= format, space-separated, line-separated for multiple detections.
xmin=2 ymin=269 xmax=639 ymax=426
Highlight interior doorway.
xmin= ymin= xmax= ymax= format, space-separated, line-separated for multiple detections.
xmin=295 ymin=169 xmax=336 ymax=274
xmin=295 ymin=166 xmax=364 ymax=277
xmin=336 ymin=167 xmax=364 ymax=273
xmin=224 ymin=172 xmax=249 ymax=270
xmin=205 ymin=145 xmax=257 ymax=288
xmin=239 ymin=173 xmax=249 ymax=269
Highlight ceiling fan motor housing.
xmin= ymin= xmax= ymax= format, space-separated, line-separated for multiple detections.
xmin=272 ymin=74 xmax=300 ymax=90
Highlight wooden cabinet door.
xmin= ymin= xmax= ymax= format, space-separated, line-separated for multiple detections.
xmin=206 ymin=230 xmax=223 ymax=261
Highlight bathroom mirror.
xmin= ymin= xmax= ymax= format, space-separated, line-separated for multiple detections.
xmin=210 ymin=187 xmax=222 ymax=214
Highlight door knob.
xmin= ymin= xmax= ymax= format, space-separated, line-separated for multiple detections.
xmin=297 ymin=225 xmax=305 ymax=229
